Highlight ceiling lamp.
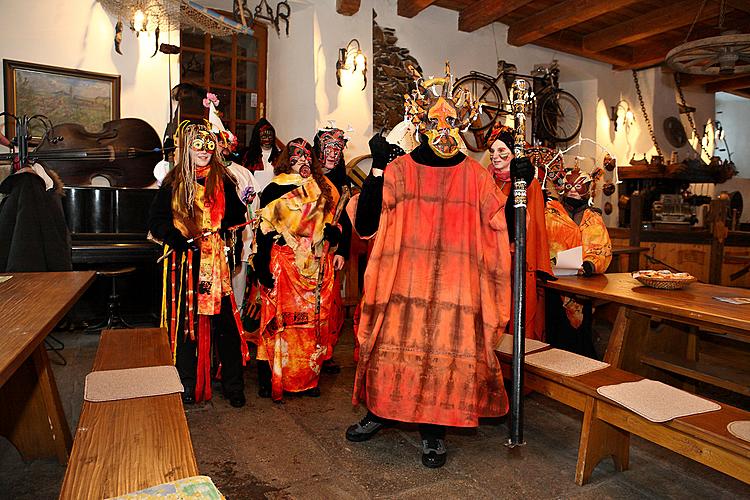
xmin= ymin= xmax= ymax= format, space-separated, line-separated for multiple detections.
xmin=666 ymin=0 xmax=750 ymax=75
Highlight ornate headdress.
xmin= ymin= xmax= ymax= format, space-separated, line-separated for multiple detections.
xmin=404 ymin=62 xmax=480 ymax=158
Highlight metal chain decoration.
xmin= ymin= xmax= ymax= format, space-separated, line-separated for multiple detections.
xmin=632 ymin=70 xmax=663 ymax=158
xmin=673 ymin=73 xmax=712 ymax=160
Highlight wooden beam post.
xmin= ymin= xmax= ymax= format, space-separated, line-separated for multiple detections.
xmin=706 ymin=75 xmax=750 ymax=93
xmin=583 ymin=0 xmax=719 ymax=53
xmin=336 ymin=0 xmax=361 ymax=16
xmin=458 ymin=0 xmax=534 ymax=32
xmin=397 ymin=0 xmax=438 ymax=18
xmin=507 ymin=0 xmax=642 ymax=46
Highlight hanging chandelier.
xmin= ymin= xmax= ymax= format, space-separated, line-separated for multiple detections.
xmin=666 ymin=0 xmax=750 ymax=75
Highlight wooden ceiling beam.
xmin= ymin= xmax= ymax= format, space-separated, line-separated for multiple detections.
xmin=665 ymin=72 xmax=745 ymax=87
xmin=458 ymin=0 xmax=535 ymax=32
xmin=397 ymin=0 xmax=439 ymax=18
xmin=706 ymin=75 xmax=750 ymax=93
xmin=725 ymin=0 xmax=750 ymax=14
xmin=336 ymin=0 xmax=361 ymax=16
xmin=583 ymin=0 xmax=720 ymax=53
xmin=507 ymin=0 xmax=642 ymax=46
xmin=533 ymin=32 xmax=633 ymax=67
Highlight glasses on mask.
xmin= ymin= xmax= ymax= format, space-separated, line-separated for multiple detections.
xmin=190 ymin=137 xmax=216 ymax=152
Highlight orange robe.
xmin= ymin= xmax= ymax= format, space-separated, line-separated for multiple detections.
xmin=545 ymin=199 xmax=612 ymax=274
xmin=257 ymin=174 xmax=339 ymax=400
xmin=353 ymin=155 xmax=511 ymax=427
xmin=545 ymin=199 xmax=611 ymax=329
xmin=498 ymin=178 xmax=553 ymax=341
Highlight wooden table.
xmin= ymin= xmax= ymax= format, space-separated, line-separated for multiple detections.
xmin=0 ymin=271 xmax=95 ymax=464
xmin=543 ymin=273 xmax=750 ymax=395
xmin=60 ymin=328 xmax=198 ymax=499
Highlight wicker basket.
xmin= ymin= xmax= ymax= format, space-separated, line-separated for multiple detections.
xmin=634 ymin=275 xmax=697 ymax=290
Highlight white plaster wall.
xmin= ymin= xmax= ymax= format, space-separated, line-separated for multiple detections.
xmin=0 ymin=0 xmax=178 ymax=149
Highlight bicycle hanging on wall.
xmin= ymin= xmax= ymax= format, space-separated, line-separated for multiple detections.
xmin=454 ymin=60 xmax=583 ymax=152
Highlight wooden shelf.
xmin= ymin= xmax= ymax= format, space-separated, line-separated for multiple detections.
xmin=640 ymin=352 xmax=750 ymax=397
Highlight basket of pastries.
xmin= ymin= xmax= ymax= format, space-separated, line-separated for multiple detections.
xmin=631 ymin=270 xmax=697 ymax=290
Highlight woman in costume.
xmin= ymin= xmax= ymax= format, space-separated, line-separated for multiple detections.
xmin=148 ymin=123 xmax=249 ymax=407
xmin=545 ymin=159 xmax=612 ymax=356
xmin=312 ymin=126 xmax=350 ymax=374
xmin=485 ymin=123 xmax=553 ymax=341
xmin=252 ymin=138 xmax=342 ymax=402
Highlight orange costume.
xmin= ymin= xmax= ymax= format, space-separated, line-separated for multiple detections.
xmin=257 ymin=172 xmax=340 ymax=401
xmin=353 ymin=154 xmax=511 ymax=427
xmin=498 ymin=178 xmax=553 ymax=340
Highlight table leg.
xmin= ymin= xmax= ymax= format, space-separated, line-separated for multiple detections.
xmin=0 ymin=344 xmax=72 ymax=464
xmin=603 ymin=306 xmax=629 ymax=367
xmin=575 ymin=397 xmax=630 ymax=485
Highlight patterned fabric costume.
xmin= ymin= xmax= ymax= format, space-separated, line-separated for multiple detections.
xmin=148 ymin=124 xmax=248 ymax=404
xmin=353 ymin=154 xmax=511 ymax=427
xmin=257 ymin=172 xmax=340 ymax=400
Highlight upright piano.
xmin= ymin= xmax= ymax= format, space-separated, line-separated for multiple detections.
xmin=61 ymin=186 xmax=162 ymax=321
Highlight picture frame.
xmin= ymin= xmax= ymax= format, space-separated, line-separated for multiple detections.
xmin=3 ymin=60 xmax=121 ymax=138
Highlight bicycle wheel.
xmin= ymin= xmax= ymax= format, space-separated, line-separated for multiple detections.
xmin=454 ymin=74 xmax=504 ymax=132
xmin=538 ymin=90 xmax=582 ymax=143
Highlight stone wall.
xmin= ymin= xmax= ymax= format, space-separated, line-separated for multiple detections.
xmin=372 ymin=12 xmax=422 ymax=132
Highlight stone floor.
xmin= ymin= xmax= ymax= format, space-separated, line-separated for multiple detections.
xmin=1 ymin=323 xmax=749 ymax=499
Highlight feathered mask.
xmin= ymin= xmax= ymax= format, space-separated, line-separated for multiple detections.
xmin=403 ymin=62 xmax=480 ymax=158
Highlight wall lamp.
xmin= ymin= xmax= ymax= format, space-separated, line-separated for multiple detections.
xmin=610 ymin=100 xmax=634 ymax=132
xmin=336 ymin=39 xmax=367 ymax=90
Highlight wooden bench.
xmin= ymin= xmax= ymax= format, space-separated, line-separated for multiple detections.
xmin=59 ymin=328 xmax=198 ymax=499
xmin=498 ymin=352 xmax=750 ymax=486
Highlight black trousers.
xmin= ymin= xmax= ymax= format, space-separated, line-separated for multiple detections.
xmin=176 ymin=295 xmax=245 ymax=396
xmin=367 ymin=410 xmax=446 ymax=440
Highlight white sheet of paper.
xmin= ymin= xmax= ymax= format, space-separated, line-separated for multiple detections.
xmin=554 ymin=246 xmax=583 ymax=276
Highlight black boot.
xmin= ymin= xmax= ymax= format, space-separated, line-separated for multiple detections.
xmin=257 ymin=361 xmax=272 ymax=398
xmin=419 ymin=424 xmax=447 ymax=468
xmin=346 ymin=411 xmax=392 ymax=442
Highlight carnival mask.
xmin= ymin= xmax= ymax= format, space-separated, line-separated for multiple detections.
xmin=404 ymin=62 xmax=480 ymax=159
xmin=557 ymin=166 xmax=605 ymax=200
xmin=289 ymin=139 xmax=313 ymax=178
xmin=259 ymin=125 xmax=275 ymax=149
xmin=190 ymin=131 xmax=217 ymax=152
xmin=317 ymin=128 xmax=347 ymax=171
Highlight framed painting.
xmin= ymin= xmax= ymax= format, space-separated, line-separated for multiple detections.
xmin=3 ymin=60 xmax=121 ymax=138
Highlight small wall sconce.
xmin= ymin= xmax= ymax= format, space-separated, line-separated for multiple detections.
xmin=336 ymin=39 xmax=367 ymax=90
xmin=610 ymin=100 xmax=634 ymax=132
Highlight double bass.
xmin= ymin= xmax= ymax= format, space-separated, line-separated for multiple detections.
xmin=30 ymin=117 xmax=163 ymax=188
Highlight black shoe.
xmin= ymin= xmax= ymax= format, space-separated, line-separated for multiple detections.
xmin=301 ymin=387 xmax=321 ymax=397
xmin=322 ymin=359 xmax=341 ymax=374
xmin=346 ymin=413 xmax=390 ymax=442
xmin=181 ymin=388 xmax=195 ymax=405
xmin=228 ymin=393 xmax=246 ymax=408
xmin=258 ymin=386 xmax=271 ymax=398
xmin=421 ymin=438 xmax=447 ymax=468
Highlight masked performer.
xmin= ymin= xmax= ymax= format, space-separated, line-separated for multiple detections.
xmin=545 ymin=160 xmax=612 ymax=356
xmin=348 ymin=64 xmax=512 ymax=469
xmin=243 ymin=118 xmax=281 ymax=192
xmin=252 ymin=138 xmax=341 ymax=402
xmin=312 ymin=126 xmax=351 ymax=374
xmin=148 ymin=123 xmax=249 ymax=407
xmin=485 ymin=123 xmax=552 ymax=341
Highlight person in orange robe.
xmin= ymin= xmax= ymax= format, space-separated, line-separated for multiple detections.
xmin=347 ymin=64 xmax=514 ymax=469
xmin=544 ymin=162 xmax=612 ymax=356
xmin=485 ymin=123 xmax=553 ymax=341
xmin=252 ymin=138 xmax=341 ymax=402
